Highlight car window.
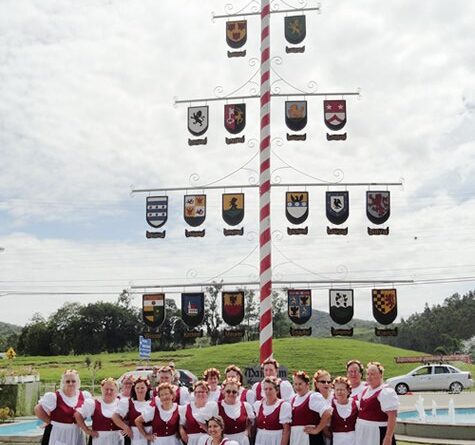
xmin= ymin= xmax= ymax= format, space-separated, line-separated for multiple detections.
xmin=447 ymin=366 xmax=459 ymax=373
xmin=413 ymin=366 xmax=431 ymax=376
xmin=434 ymin=366 xmax=449 ymax=374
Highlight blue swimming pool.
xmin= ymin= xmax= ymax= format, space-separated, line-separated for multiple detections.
xmin=398 ymin=407 xmax=475 ymax=425
xmin=0 ymin=419 xmax=44 ymax=436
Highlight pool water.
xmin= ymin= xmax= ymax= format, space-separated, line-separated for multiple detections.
xmin=398 ymin=407 xmax=475 ymax=425
xmin=0 ymin=419 xmax=44 ymax=436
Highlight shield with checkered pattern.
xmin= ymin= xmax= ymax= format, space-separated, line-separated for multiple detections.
xmin=372 ymin=289 xmax=397 ymax=325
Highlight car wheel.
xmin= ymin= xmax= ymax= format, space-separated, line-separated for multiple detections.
xmin=395 ymin=383 xmax=409 ymax=395
xmin=449 ymin=381 xmax=463 ymax=394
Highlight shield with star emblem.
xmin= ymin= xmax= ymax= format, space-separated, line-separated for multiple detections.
xmin=184 ymin=194 xmax=206 ymax=227
xmin=285 ymin=15 xmax=306 ymax=45
xmin=142 ymin=293 xmax=165 ymax=329
xmin=222 ymin=193 xmax=245 ymax=226
xmin=188 ymin=106 xmax=209 ymax=136
xmin=366 ymin=191 xmax=390 ymax=225
xmin=285 ymin=101 xmax=307 ymax=132
xmin=146 ymin=196 xmax=168 ymax=229
xmin=226 ymin=20 xmax=247 ymax=49
xmin=224 ymin=104 xmax=246 ymax=134
xmin=372 ymin=289 xmax=397 ymax=325
xmin=222 ymin=291 xmax=245 ymax=326
xmin=326 ymin=191 xmax=349 ymax=225
xmin=324 ymin=100 xmax=347 ymax=131
xmin=288 ymin=289 xmax=312 ymax=325
xmin=286 ymin=191 xmax=309 ymax=225
xmin=181 ymin=293 xmax=205 ymax=329
xmin=329 ymin=289 xmax=354 ymax=325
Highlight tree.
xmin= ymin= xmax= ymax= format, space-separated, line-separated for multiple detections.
xmin=17 ymin=314 xmax=52 ymax=355
xmin=243 ymin=289 xmax=259 ymax=340
xmin=204 ymin=282 xmax=223 ymax=346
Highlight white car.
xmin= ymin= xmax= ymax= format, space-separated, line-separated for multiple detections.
xmin=386 ymin=364 xmax=473 ymax=395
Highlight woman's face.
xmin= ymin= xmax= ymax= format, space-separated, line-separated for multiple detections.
xmin=134 ymin=382 xmax=148 ymax=400
xmin=62 ymin=373 xmax=78 ymax=393
xmin=207 ymin=375 xmax=219 ymax=389
xmin=315 ymin=373 xmax=332 ymax=396
xmin=159 ymin=388 xmax=174 ymax=405
xmin=346 ymin=364 xmax=362 ymax=384
xmin=264 ymin=382 xmax=277 ymax=401
xmin=159 ymin=372 xmax=173 ymax=384
xmin=121 ymin=379 xmax=133 ymax=396
xmin=101 ymin=382 xmax=117 ymax=403
xmin=263 ymin=364 xmax=277 ymax=378
xmin=207 ymin=419 xmax=223 ymax=439
xmin=293 ymin=376 xmax=309 ymax=395
xmin=334 ymin=383 xmax=349 ymax=404
xmin=223 ymin=383 xmax=239 ymax=404
xmin=226 ymin=370 xmax=241 ymax=383
xmin=194 ymin=385 xmax=208 ymax=404
xmin=366 ymin=365 xmax=383 ymax=388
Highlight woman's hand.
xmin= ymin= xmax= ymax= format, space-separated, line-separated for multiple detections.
xmin=303 ymin=425 xmax=318 ymax=434
xmin=88 ymin=428 xmax=99 ymax=438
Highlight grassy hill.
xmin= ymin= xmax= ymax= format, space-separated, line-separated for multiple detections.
xmin=3 ymin=337 xmax=473 ymax=386
xmin=308 ymin=309 xmax=376 ymax=339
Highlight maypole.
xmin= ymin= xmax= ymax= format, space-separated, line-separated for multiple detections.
xmin=259 ymin=0 xmax=273 ymax=363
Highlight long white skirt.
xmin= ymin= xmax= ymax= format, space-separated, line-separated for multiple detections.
xmin=333 ymin=431 xmax=356 ymax=445
xmin=355 ymin=418 xmax=387 ymax=445
xmin=224 ymin=431 xmax=249 ymax=445
xmin=187 ymin=432 xmax=209 ymax=445
xmin=49 ymin=421 xmax=85 ymax=445
xmin=255 ymin=428 xmax=283 ymax=445
xmin=150 ymin=434 xmax=181 ymax=445
xmin=92 ymin=430 xmax=123 ymax=445
xmin=130 ymin=426 xmax=151 ymax=445
xmin=290 ymin=425 xmax=323 ymax=445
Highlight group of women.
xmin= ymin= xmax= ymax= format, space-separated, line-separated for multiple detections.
xmin=34 ymin=358 xmax=399 ymax=445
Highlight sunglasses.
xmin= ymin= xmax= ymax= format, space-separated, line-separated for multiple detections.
xmin=225 ymin=390 xmax=238 ymax=394
xmin=317 ymin=380 xmax=332 ymax=384
xmin=65 ymin=380 xmax=76 ymax=383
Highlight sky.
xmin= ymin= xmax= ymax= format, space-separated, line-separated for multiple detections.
xmin=0 ymin=0 xmax=474 ymax=328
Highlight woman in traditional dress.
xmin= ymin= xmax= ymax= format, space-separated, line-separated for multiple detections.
xmin=74 ymin=378 xmax=123 ymax=445
xmin=330 ymin=377 xmax=358 ymax=445
xmin=290 ymin=370 xmax=331 ymax=445
xmin=202 ymin=368 xmax=222 ymax=402
xmin=197 ymin=416 xmax=239 ymax=445
xmin=221 ymin=365 xmax=255 ymax=404
xmin=153 ymin=366 xmax=190 ymax=406
xmin=312 ymin=370 xmax=333 ymax=445
xmin=345 ymin=360 xmax=366 ymax=399
xmin=112 ymin=377 xmax=152 ymax=445
xmin=218 ymin=377 xmax=255 ymax=445
xmin=253 ymin=376 xmax=291 ymax=445
xmin=179 ymin=380 xmax=218 ymax=445
xmin=355 ymin=362 xmax=399 ymax=445
xmin=34 ymin=369 xmax=90 ymax=445
xmin=135 ymin=382 xmax=181 ymax=445
xmin=252 ymin=359 xmax=294 ymax=402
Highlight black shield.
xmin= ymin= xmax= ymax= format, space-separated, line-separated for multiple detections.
xmin=326 ymin=191 xmax=349 ymax=225
xmin=288 ymin=289 xmax=312 ymax=325
xmin=142 ymin=294 xmax=165 ymax=329
xmin=285 ymin=15 xmax=306 ymax=45
xmin=286 ymin=191 xmax=309 ymax=225
xmin=222 ymin=291 xmax=245 ymax=326
xmin=224 ymin=104 xmax=246 ymax=134
xmin=181 ymin=293 xmax=205 ymax=329
xmin=184 ymin=194 xmax=206 ymax=227
xmin=188 ymin=106 xmax=209 ymax=136
xmin=286 ymin=101 xmax=307 ymax=132
xmin=324 ymin=100 xmax=347 ymax=131
xmin=222 ymin=193 xmax=245 ymax=226
xmin=367 ymin=191 xmax=390 ymax=225
xmin=226 ymin=20 xmax=247 ymax=49
xmin=329 ymin=289 xmax=354 ymax=325
xmin=372 ymin=289 xmax=397 ymax=325
xmin=146 ymin=196 xmax=168 ymax=229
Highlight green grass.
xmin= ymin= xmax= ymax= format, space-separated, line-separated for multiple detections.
xmin=2 ymin=338 xmax=474 ymax=387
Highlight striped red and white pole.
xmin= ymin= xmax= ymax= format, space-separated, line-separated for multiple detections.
xmin=259 ymin=0 xmax=272 ymax=364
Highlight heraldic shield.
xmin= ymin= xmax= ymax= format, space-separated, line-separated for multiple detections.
xmin=222 ymin=291 xmax=245 ymax=326
xmin=181 ymin=292 xmax=205 ymax=329
xmin=324 ymin=100 xmax=347 ymax=131
xmin=372 ymin=289 xmax=397 ymax=325
xmin=285 ymin=15 xmax=306 ymax=45
xmin=226 ymin=20 xmax=247 ymax=49
xmin=184 ymin=194 xmax=206 ymax=227
xmin=329 ymin=289 xmax=354 ymax=325
xmin=142 ymin=293 xmax=165 ymax=329
xmin=224 ymin=104 xmax=246 ymax=134
xmin=285 ymin=101 xmax=307 ymax=132
xmin=286 ymin=191 xmax=309 ymax=225
xmin=222 ymin=193 xmax=245 ymax=226
xmin=188 ymin=106 xmax=209 ymax=136
xmin=366 ymin=191 xmax=390 ymax=225
xmin=146 ymin=196 xmax=168 ymax=229
xmin=326 ymin=191 xmax=349 ymax=225
xmin=288 ymin=289 xmax=312 ymax=325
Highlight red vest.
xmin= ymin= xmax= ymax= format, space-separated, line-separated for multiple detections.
xmin=255 ymin=382 xmax=263 ymax=401
xmin=358 ymin=387 xmax=388 ymax=422
xmin=291 ymin=393 xmax=321 ymax=426
xmin=91 ymin=400 xmax=120 ymax=431
xmin=218 ymin=402 xmax=248 ymax=434
xmin=218 ymin=388 xmax=248 ymax=403
xmin=256 ymin=401 xmax=284 ymax=431
xmin=184 ymin=404 xmax=206 ymax=434
xmin=331 ymin=399 xmax=358 ymax=433
xmin=151 ymin=405 xmax=180 ymax=436
xmin=50 ymin=391 xmax=85 ymax=424
xmin=127 ymin=399 xmax=151 ymax=427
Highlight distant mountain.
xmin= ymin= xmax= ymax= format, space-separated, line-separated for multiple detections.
xmin=0 ymin=321 xmax=22 ymax=350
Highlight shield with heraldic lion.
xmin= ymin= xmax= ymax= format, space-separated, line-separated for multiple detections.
xmin=366 ymin=191 xmax=390 ymax=225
